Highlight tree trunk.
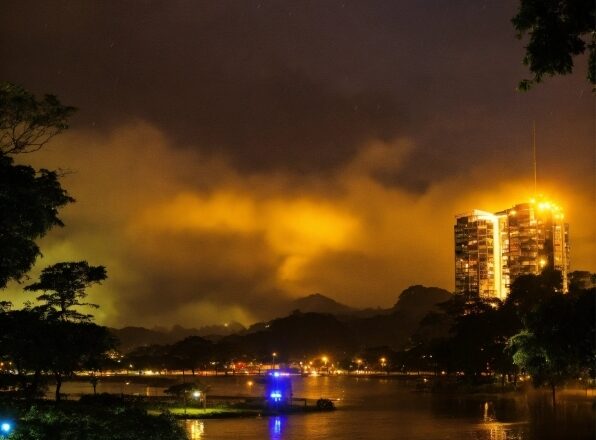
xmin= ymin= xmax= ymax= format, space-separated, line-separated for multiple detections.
xmin=32 ymin=370 xmax=41 ymax=399
xmin=55 ymin=374 xmax=62 ymax=402
xmin=203 ymin=394 xmax=207 ymax=409
xmin=551 ymin=383 xmax=556 ymax=407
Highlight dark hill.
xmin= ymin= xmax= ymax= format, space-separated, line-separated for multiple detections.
xmin=219 ymin=312 xmax=356 ymax=359
xmin=111 ymin=322 xmax=246 ymax=352
xmin=393 ymin=285 xmax=452 ymax=319
xmin=348 ymin=285 xmax=452 ymax=349
xmin=113 ymin=286 xmax=451 ymax=353
xmin=289 ymin=293 xmax=355 ymax=315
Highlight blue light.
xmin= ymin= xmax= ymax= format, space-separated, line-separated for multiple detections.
xmin=272 ymin=371 xmax=280 ymax=377
xmin=1 ymin=422 xmax=12 ymax=434
xmin=269 ymin=391 xmax=282 ymax=401
xmin=269 ymin=416 xmax=285 ymax=439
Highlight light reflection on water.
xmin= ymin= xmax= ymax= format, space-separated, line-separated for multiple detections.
xmin=60 ymin=377 xmax=594 ymax=439
xmin=184 ymin=420 xmax=204 ymax=439
xmin=269 ymin=416 xmax=284 ymax=440
xmin=181 ymin=414 xmax=529 ymax=440
xmin=193 ymin=377 xmax=593 ymax=439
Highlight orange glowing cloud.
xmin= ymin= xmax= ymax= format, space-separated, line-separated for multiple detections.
xmin=4 ymin=122 xmax=593 ymax=327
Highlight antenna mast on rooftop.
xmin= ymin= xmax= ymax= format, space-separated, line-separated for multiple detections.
xmin=532 ymin=120 xmax=537 ymax=196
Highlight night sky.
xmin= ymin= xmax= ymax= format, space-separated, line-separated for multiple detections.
xmin=1 ymin=0 xmax=594 ymax=327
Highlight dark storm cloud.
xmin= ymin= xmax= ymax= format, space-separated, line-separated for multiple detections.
xmin=0 ymin=0 xmax=405 ymax=173
xmin=1 ymin=1 xmax=592 ymax=184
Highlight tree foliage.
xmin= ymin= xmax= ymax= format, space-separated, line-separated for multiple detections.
xmin=45 ymin=320 xmax=115 ymax=401
xmin=507 ymin=288 xmax=595 ymax=402
xmin=503 ymin=268 xmax=562 ymax=318
xmin=168 ymin=336 xmax=213 ymax=374
xmin=407 ymin=269 xmax=594 ymax=395
xmin=0 ymin=84 xmax=117 ymax=404
xmin=0 ymin=82 xmax=75 ymax=289
xmin=0 ymin=156 xmax=73 ymax=288
xmin=25 ymin=261 xmax=107 ymax=322
xmin=0 ymin=309 xmax=115 ymax=400
xmin=11 ymin=406 xmax=187 ymax=440
xmin=0 ymin=82 xmax=76 ymax=155
xmin=513 ymin=0 xmax=596 ymax=90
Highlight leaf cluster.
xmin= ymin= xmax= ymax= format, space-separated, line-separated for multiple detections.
xmin=11 ymin=405 xmax=187 ymax=440
xmin=0 ymin=156 xmax=74 ymax=288
xmin=513 ymin=0 xmax=595 ymax=90
xmin=24 ymin=262 xmax=107 ymax=322
xmin=0 ymin=82 xmax=76 ymax=155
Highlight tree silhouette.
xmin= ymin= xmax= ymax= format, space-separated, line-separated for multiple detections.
xmin=45 ymin=320 xmax=114 ymax=401
xmin=25 ymin=261 xmax=107 ymax=322
xmin=0 ymin=82 xmax=76 ymax=155
xmin=0 ymin=82 xmax=75 ymax=289
xmin=513 ymin=0 xmax=595 ymax=90
xmin=508 ymin=284 xmax=595 ymax=405
xmin=0 ymin=156 xmax=73 ymax=288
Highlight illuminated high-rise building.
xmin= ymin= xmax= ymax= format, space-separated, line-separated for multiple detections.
xmin=454 ymin=209 xmax=503 ymax=298
xmin=454 ymin=199 xmax=569 ymax=299
xmin=454 ymin=210 xmax=503 ymax=299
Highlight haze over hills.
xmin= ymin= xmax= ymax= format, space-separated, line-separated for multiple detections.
xmin=112 ymin=285 xmax=452 ymax=352
xmin=287 ymin=293 xmax=356 ymax=315
xmin=111 ymin=322 xmax=246 ymax=352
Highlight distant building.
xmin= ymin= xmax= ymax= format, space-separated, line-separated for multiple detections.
xmin=455 ymin=199 xmax=569 ymax=299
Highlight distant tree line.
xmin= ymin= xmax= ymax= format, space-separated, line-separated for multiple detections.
xmin=118 ymin=269 xmax=595 ymax=406
xmin=399 ymin=269 xmax=594 ymax=402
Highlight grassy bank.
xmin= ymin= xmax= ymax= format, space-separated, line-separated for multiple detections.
xmin=0 ymin=398 xmax=187 ymax=440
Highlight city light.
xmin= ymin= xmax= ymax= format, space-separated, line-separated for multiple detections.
xmin=455 ymin=199 xmax=569 ymax=298
xmin=192 ymin=391 xmax=201 ymax=398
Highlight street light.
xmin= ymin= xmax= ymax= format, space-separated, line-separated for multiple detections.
xmin=272 ymin=352 xmax=277 ymax=369
xmin=356 ymin=359 xmax=363 ymax=372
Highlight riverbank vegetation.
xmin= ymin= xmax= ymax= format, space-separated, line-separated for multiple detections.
xmin=0 ymin=399 xmax=186 ymax=440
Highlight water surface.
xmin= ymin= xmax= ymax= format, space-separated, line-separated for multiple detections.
xmin=62 ymin=376 xmax=595 ymax=440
